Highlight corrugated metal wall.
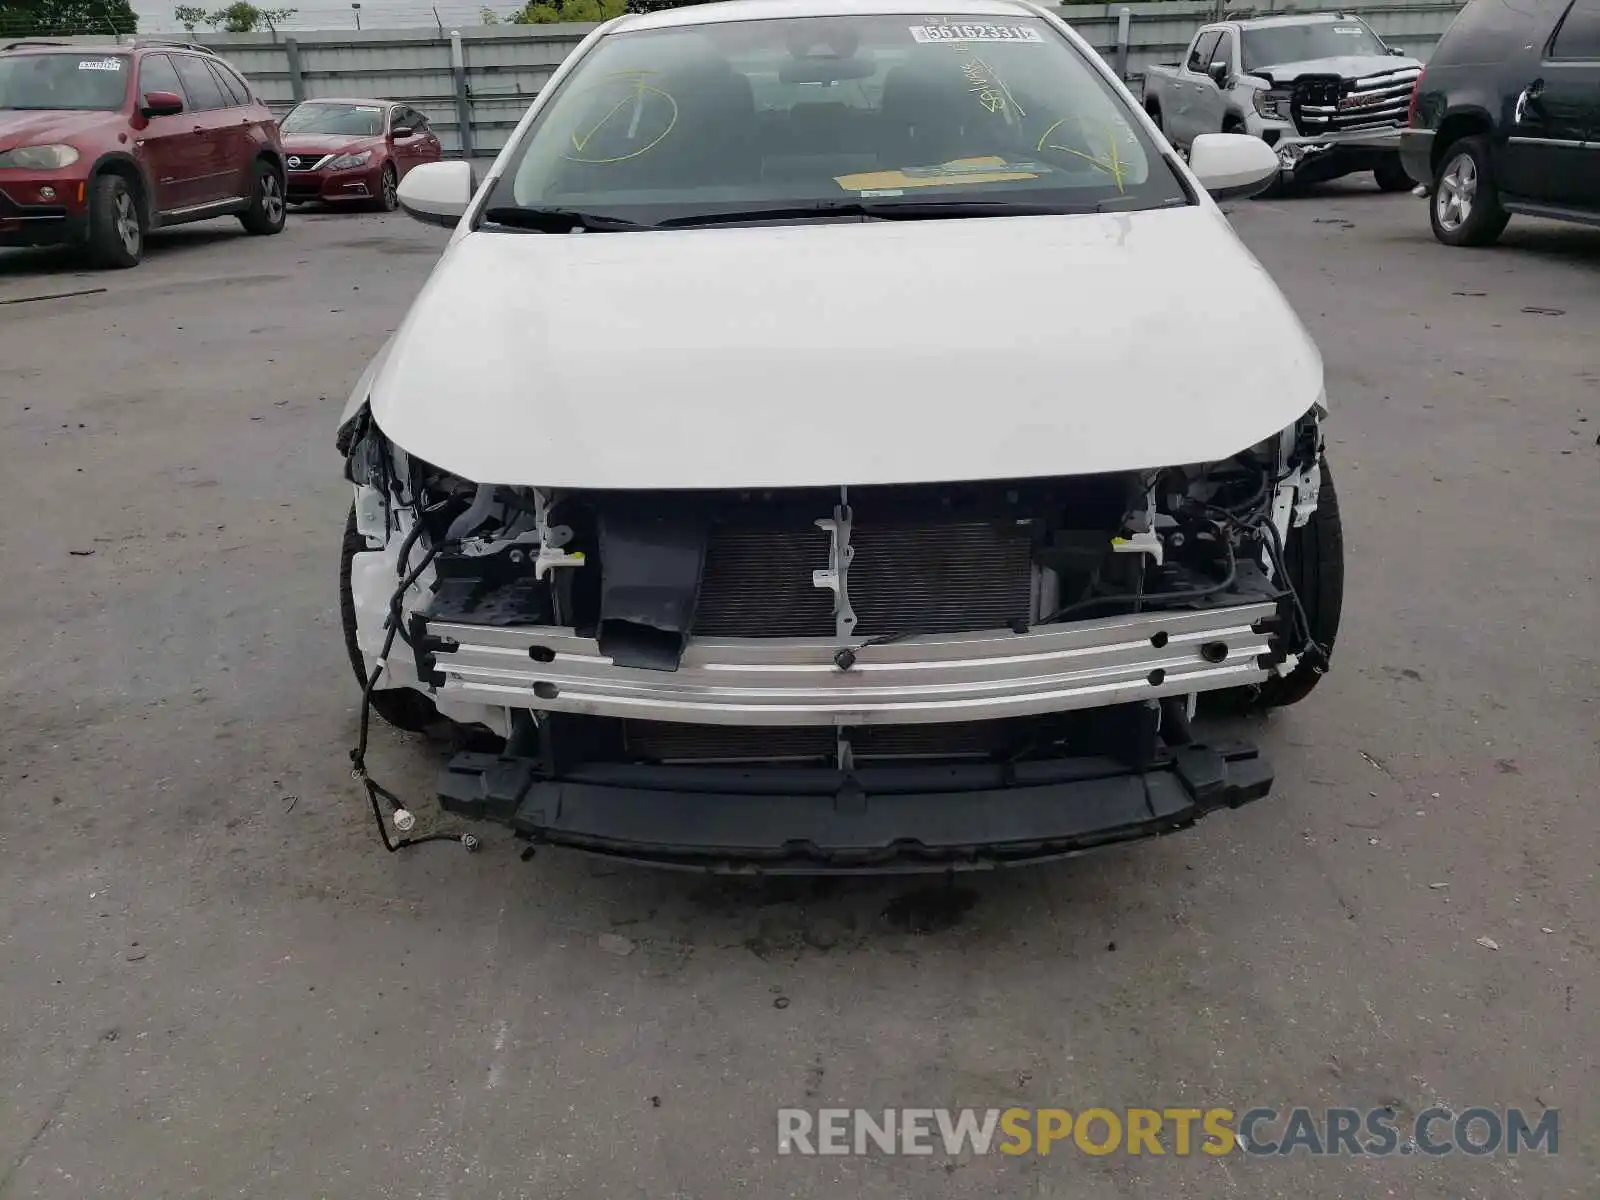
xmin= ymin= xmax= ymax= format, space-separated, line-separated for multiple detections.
xmin=56 ymin=0 xmax=1462 ymax=158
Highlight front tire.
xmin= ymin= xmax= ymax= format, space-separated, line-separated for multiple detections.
xmin=373 ymin=164 xmax=399 ymax=212
xmin=239 ymin=159 xmax=288 ymax=236
xmin=340 ymin=508 xmax=439 ymax=733
xmin=1373 ymin=156 xmax=1413 ymax=192
xmin=1255 ymin=459 xmax=1344 ymax=708
xmin=84 ymin=174 xmax=143 ymax=269
xmin=1430 ymin=135 xmax=1509 ymax=247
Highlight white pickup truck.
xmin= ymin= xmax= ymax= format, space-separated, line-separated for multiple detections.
xmin=1143 ymin=13 xmax=1421 ymax=191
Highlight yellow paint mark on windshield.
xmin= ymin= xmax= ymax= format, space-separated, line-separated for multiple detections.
xmin=1036 ymin=117 xmax=1129 ymax=191
xmin=563 ymin=72 xmax=679 ymax=164
xmin=957 ymin=52 xmax=1026 ymax=118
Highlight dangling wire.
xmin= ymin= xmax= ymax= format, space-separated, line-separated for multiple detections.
xmin=349 ymin=515 xmax=479 ymax=854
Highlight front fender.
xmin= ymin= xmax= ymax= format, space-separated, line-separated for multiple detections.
xmin=337 ymin=334 xmax=396 ymax=444
xmin=88 ymin=149 xmax=156 ymax=213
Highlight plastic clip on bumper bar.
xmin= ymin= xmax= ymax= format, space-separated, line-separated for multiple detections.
xmin=416 ymin=601 xmax=1280 ymax=727
xmin=438 ymin=741 xmax=1275 ymax=873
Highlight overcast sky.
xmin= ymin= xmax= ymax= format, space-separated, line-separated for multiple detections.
xmin=131 ymin=0 xmax=521 ymax=32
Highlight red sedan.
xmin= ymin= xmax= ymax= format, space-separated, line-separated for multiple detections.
xmin=280 ymin=98 xmax=442 ymax=211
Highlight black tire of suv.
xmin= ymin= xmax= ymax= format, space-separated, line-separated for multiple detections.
xmin=1373 ymin=156 xmax=1413 ymax=192
xmin=1429 ymin=135 xmax=1509 ymax=247
xmin=374 ymin=164 xmax=399 ymax=213
xmin=1254 ymin=459 xmax=1344 ymax=708
xmin=339 ymin=508 xmax=439 ymax=733
xmin=84 ymin=173 xmax=143 ymax=269
xmin=239 ymin=159 xmax=288 ymax=236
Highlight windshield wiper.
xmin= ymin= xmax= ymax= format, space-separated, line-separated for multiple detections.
xmin=654 ymin=199 xmax=1101 ymax=229
xmin=480 ymin=206 xmax=649 ymax=233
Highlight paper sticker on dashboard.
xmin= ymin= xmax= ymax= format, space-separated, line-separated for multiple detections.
xmin=78 ymin=58 xmax=123 ymax=71
xmin=837 ymin=157 xmax=1039 ymax=191
xmin=909 ymin=23 xmax=1044 ymax=43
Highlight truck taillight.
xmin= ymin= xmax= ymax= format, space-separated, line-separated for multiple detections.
xmin=1406 ymin=69 xmax=1425 ymax=126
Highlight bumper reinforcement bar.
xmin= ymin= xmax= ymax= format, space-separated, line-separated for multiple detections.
xmin=417 ymin=602 xmax=1280 ymax=727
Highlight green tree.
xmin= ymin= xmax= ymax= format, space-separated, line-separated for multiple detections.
xmin=174 ymin=3 xmax=207 ymax=30
xmin=478 ymin=5 xmax=501 ymax=23
xmin=204 ymin=1 xmax=295 ymax=31
xmin=0 ymin=0 xmax=137 ymax=36
xmin=509 ymin=0 xmax=624 ymax=24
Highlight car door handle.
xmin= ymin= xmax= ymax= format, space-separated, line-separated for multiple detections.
xmin=1515 ymin=80 xmax=1543 ymax=124
xmin=193 ymin=125 xmax=205 ymax=134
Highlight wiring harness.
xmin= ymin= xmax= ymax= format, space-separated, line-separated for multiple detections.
xmin=348 ymin=511 xmax=481 ymax=855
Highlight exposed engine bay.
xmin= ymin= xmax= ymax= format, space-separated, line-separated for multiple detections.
xmin=337 ymin=405 xmax=1332 ymax=867
xmin=343 ymin=405 xmax=1324 ymax=724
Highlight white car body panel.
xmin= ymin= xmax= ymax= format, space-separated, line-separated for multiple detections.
xmin=366 ymin=207 xmax=1322 ymax=490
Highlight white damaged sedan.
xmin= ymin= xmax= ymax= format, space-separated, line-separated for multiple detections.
xmin=336 ymin=0 xmax=1342 ymax=870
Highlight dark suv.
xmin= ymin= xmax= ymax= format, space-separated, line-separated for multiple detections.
xmin=1401 ymin=0 xmax=1600 ymax=246
xmin=0 ymin=39 xmax=286 ymax=267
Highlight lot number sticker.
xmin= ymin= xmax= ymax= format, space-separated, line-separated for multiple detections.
xmin=78 ymin=58 xmax=123 ymax=71
xmin=910 ymin=23 xmax=1044 ymax=43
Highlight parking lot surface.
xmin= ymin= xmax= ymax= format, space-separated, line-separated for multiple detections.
xmin=1 ymin=191 xmax=1595 ymax=1199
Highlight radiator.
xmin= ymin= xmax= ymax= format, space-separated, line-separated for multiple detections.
xmin=693 ymin=519 xmax=1036 ymax=638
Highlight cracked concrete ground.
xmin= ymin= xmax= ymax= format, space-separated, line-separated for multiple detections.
xmin=1 ymin=187 xmax=1595 ymax=1198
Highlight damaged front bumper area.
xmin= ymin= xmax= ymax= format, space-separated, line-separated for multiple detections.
xmin=439 ymin=734 xmax=1273 ymax=872
xmin=341 ymin=406 xmax=1325 ymax=870
xmin=1249 ymin=119 xmax=1404 ymax=183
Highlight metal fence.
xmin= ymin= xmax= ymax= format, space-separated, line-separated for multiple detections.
xmin=33 ymin=0 xmax=1463 ymax=158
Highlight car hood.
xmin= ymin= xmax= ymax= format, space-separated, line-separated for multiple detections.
xmin=363 ymin=207 xmax=1323 ymax=490
xmin=282 ymin=134 xmax=378 ymax=158
xmin=0 ymin=108 xmax=116 ymax=148
xmin=1250 ymin=54 xmax=1420 ymax=84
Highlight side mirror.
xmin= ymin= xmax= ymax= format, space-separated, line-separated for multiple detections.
xmin=391 ymin=126 xmax=414 ymax=140
xmin=397 ymin=159 xmax=475 ymax=228
xmin=1187 ymin=132 xmax=1280 ymax=201
xmin=1206 ymin=60 xmax=1230 ymax=88
xmin=140 ymin=90 xmax=184 ymax=118
xmin=1388 ymin=46 xmax=1407 ymax=56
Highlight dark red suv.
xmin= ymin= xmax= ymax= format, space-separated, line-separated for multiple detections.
xmin=0 ymin=39 xmax=287 ymax=268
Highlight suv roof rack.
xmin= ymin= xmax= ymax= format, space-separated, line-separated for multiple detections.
xmin=130 ymin=37 xmax=216 ymax=55
xmin=1 ymin=39 xmax=75 ymax=50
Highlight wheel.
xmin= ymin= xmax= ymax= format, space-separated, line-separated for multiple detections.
xmin=373 ymin=164 xmax=399 ymax=212
xmin=84 ymin=173 xmax=143 ymax=269
xmin=1373 ymin=156 xmax=1413 ymax=192
xmin=340 ymin=508 xmax=439 ymax=733
xmin=239 ymin=159 xmax=287 ymax=236
xmin=1255 ymin=459 xmax=1344 ymax=708
xmin=1430 ymin=135 xmax=1509 ymax=247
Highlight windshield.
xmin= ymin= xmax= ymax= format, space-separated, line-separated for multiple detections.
xmin=485 ymin=13 xmax=1186 ymax=227
xmin=0 ymin=53 xmax=130 ymax=111
xmin=1240 ymin=20 xmax=1388 ymax=71
xmin=282 ymin=101 xmax=386 ymax=136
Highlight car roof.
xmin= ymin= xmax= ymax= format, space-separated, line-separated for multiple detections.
xmin=613 ymin=0 xmax=1047 ymax=34
xmin=1231 ymin=12 xmax=1361 ymax=29
xmin=291 ymin=97 xmax=395 ymax=108
xmin=0 ymin=43 xmax=135 ymax=55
